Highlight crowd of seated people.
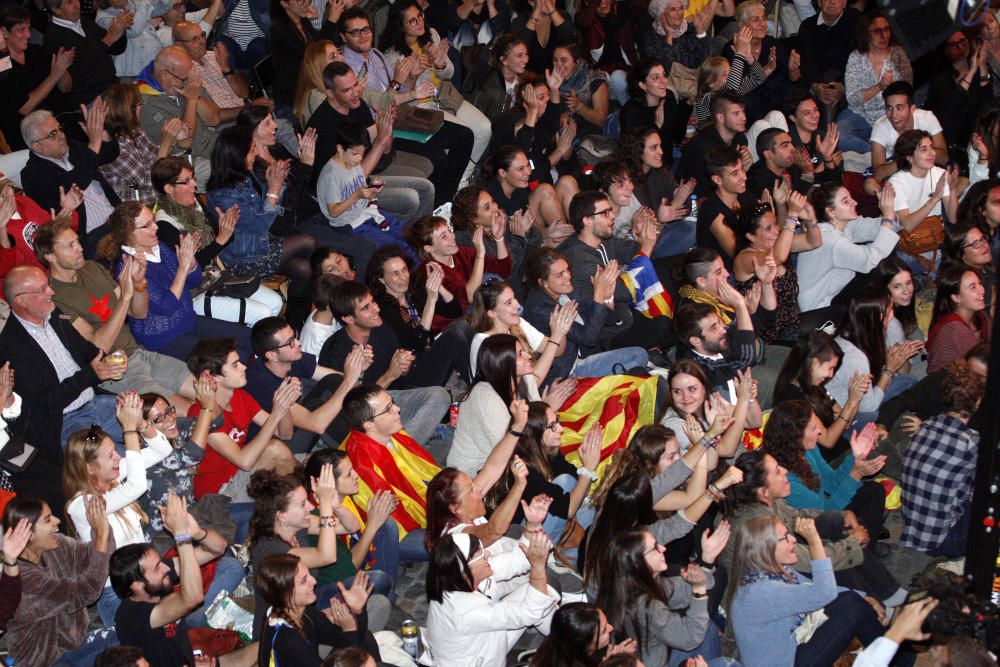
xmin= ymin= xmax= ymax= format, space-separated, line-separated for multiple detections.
xmin=2 ymin=0 xmax=1000 ymax=664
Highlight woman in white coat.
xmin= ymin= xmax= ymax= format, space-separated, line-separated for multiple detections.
xmin=425 ymin=530 xmax=559 ymax=667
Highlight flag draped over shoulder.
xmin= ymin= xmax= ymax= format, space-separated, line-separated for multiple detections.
xmin=621 ymin=253 xmax=673 ymax=319
xmin=557 ymin=374 xmax=659 ymax=477
xmin=343 ymin=430 xmax=441 ymax=537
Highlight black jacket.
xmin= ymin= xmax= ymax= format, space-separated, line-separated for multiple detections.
xmin=0 ymin=308 xmax=101 ymax=463
xmin=20 ymin=138 xmax=121 ymax=247
xmin=42 ymin=18 xmax=125 ymax=108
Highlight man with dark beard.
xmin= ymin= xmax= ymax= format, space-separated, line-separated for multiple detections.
xmin=108 ymin=493 xmax=232 ymax=667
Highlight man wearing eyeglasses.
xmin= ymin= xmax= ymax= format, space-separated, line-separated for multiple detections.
xmin=136 ymin=45 xmax=228 ymax=190
xmin=339 ymin=6 xmax=474 ymax=205
xmin=0 ymin=265 xmax=127 ymax=515
xmin=558 ymin=190 xmax=667 ymax=351
xmin=36 ymin=220 xmax=199 ymax=406
xmin=20 ymin=105 xmax=120 ymax=253
xmin=245 ymin=316 xmax=371 ymax=450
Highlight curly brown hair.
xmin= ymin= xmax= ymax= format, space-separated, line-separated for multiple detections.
xmin=941 ymin=360 xmax=986 ymax=417
xmin=96 ymin=201 xmax=146 ymax=263
xmin=761 ymin=400 xmax=821 ymax=491
xmin=450 ymin=186 xmax=488 ymax=232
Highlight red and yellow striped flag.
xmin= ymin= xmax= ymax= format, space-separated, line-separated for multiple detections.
xmin=557 ymin=374 xmax=659 ymax=478
xmin=343 ymin=430 xmax=441 ymax=538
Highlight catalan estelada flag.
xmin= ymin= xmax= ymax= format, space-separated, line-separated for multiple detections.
xmin=621 ymin=253 xmax=673 ymax=319
xmin=343 ymin=430 xmax=441 ymax=538
xmin=557 ymin=374 xmax=659 ymax=479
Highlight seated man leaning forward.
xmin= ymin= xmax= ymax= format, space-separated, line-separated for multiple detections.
xmin=339 ymin=383 xmax=442 ymax=556
xmin=185 ymin=337 xmax=299 ymax=502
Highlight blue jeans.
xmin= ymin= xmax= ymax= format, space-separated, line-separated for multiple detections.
xmin=188 ymin=556 xmax=247 ymax=627
xmin=371 ymin=519 xmax=429 ymax=589
xmin=230 ymin=501 xmax=256 ymax=544
xmin=836 ymin=107 xmax=874 ymax=154
xmin=929 ymin=503 xmax=970 ymax=558
xmin=351 ymin=217 xmax=420 ymax=263
xmin=896 ymin=247 xmax=940 ymax=279
xmin=314 ymin=568 xmax=394 ymax=609
xmin=52 ymin=628 xmax=118 ymax=667
xmin=61 ymin=394 xmax=122 ymax=451
xmin=574 ymin=347 xmax=649 ymax=376
xmin=539 ymin=474 xmax=597 ymax=542
xmin=653 ymin=219 xmax=698 ymax=259
xmin=666 ymin=622 xmax=727 ymax=667
xmin=97 ymin=584 xmax=121 ymax=628
xmin=390 ymin=386 xmax=451 ymax=445
xmin=854 ymin=373 xmax=919 ymax=428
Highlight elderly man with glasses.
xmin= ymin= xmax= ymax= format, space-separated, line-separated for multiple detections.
xmin=135 ymin=45 xmax=229 ymax=190
xmin=0 ymin=265 xmax=127 ymax=516
xmin=19 ymin=104 xmax=120 ymax=254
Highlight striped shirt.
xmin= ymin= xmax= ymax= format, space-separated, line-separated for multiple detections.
xmin=14 ymin=314 xmax=94 ymax=413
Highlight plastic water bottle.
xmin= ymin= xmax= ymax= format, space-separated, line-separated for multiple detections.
xmin=402 ymin=619 xmax=420 ymax=658
xmin=687 ymin=193 xmax=699 ymax=222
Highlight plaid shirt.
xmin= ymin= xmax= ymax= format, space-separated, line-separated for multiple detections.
xmin=900 ymin=414 xmax=978 ymax=551
xmin=195 ymin=50 xmax=246 ymax=110
xmin=97 ymin=133 xmax=159 ymax=203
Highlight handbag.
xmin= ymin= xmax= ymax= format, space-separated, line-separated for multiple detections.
xmin=897 ymin=214 xmax=944 ymax=273
xmin=188 ymin=627 xmax=240 ymax=657
xmin=395 ymin=105 xmax=445 ymax=134
xmin=437 ymin=80 xmax=464 ymax=114
xmin=553 ymin=517 xmax=585 ymax=569
xmin=668 ymin=61 xmax=698 ymax=102
xmin=0 ymin=434 xmax=37 ymax=475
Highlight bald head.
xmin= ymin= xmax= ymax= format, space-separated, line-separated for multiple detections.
xmin=153 ymin=46 xmax=194 ymax=94
xmin=172 ymin=21 xmax=207 ymax=61
xmin=4 ymin=266 xmax=54 ymax=323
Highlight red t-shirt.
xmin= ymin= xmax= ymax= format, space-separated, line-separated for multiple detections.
xmin=189 ymin=389 xmax=262 ymax=499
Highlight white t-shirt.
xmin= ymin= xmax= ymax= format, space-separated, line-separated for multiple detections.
xmin=870 ymin=108 xmax=944 ymax=161
xmin=300 ymin=310 xmax=341 ymax=356
xmin=889 ymin=166 xmax=948 ymax=219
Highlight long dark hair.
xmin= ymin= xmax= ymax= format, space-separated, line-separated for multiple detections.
xmin=871 ymin=256 xmax=918 ymax=338
xmin=591 ymin=424 xmax=675 ymax=510
xmin=762 ymin=400 xmax=820 ymax=491
xmin=207 ymin=126 xmax=254 ymax=191
xmin=247 ymin=470 xmax=304 ymax=549
xmin=424 ymin=467 xmax=465 ymax=553
xmin=931 ymin=264 xmax=988 ymax=336
xmin=837 ymin=288 xmax=890 ymax=377
xmin=583 ymin=472 xmax=657 ymax=587
xmin=426 ymin=533 xmax=479 ymax=603
xmin=941 ymin=223 xmax=985 ymax=270
xmin=365 ymin=244 xmax=424 ymax=308
xmin=619 ymin=127 xmax=660 ymax=187
xmin=486 ymin=402 xmax=556 ymax=511
xmin=380 ymin=0 xmax=432 ymax=53
xmin=626 ymin=60 xmax=663 ymax=102
xmin=958 ymin=178 xmax=1000 ymax=233
xmin=594 ymin=530 xmax=670 ymax=650
xmin=474 ymin=333 xmax=528 ymax=406
xmin=972 ymin=104 xmax=1000 ymax=177
xmin=773 ymin=331 xmax=841 ymax=425
xmin=530 ymin=602 xmax=604 ymax=667
xmin=721 ymin=450 xmax=771 ymax=516
xmin=255 ymin=553 xmax=305 ymax=634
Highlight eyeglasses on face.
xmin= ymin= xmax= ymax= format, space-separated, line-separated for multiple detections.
xmin=371 ymin=398 xmax=396 ymax=419
xmin=964 ymin=236 xmax=989 ymax=250
xmin=166 ymin=69 xmax=188 ymax=85
xmin=150 ymin=405 xmax=177 ymax=425
xmin=12 ymin=285 xmax=50 ymax=298
xmin=343 ymin=25 xmax=372 ymax=36
xmin=776 ymin=532 xmax=797 ymax=544
xmin=590 ymin=208 xmax=615 ymax=218
xmin=869 ymin=26 xmax=891 ymax=36
xmin=270 ymin=336 xmax=299 ymax=352
xmin=545 ymin=421 xmax=560 ymax=432
xmin=33 ymin=125 xmax=64 ymax=143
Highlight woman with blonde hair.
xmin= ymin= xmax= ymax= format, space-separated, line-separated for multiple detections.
xmin=293 ymin=40 xmax=341 ymax=127
xmin=63 ymin=391 xmax=171 ymax=626
xmin=98 ymin=84 xmax=188 ymax=202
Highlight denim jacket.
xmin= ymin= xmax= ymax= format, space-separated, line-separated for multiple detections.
xmin=207 ymin=174 xmax=282 ymax=266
